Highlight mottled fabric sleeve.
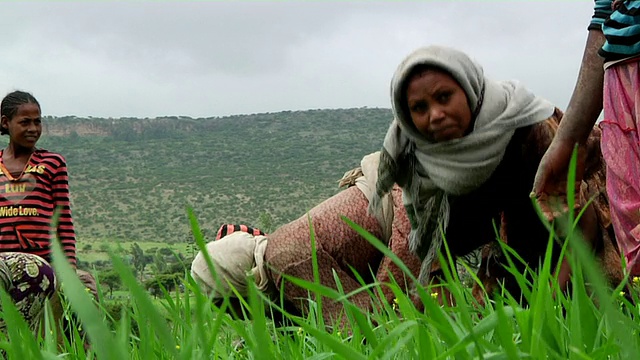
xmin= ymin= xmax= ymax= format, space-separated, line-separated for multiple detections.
xmin=51 ymin=155 xmax=76 ymax=267
xmin=374 ymin=185 xmax=423 ymax=308
xmin=264 ymin=186 xmax=386 ymax=328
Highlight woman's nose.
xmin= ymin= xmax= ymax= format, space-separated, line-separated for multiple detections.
xmin=429 ymin=106 xmax=446 ymax=125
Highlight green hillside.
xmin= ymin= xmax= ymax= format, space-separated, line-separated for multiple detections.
xmin=26 ymin=107 xmax=393 ymax=245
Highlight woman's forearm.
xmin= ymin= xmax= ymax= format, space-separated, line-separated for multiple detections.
xmin=556 ymin=29 xmax=606 ymax=144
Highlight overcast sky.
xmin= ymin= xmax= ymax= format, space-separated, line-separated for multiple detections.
xmin=1 ymin=2 xmax=595 ymax=119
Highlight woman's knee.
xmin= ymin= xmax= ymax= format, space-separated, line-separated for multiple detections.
xmin=8 ymin=253 xmax=57 ymax=299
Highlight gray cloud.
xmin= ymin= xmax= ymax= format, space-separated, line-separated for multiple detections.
xmin=0 ymin=2 xmax=596 ymax=118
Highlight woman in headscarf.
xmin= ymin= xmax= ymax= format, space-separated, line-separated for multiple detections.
xmin=192 ymin=140 xmax=620 ymax=331
xmin=191 ymin=151 xmax=426 ymax=328
xmin=370 ymin=45 xmax=623 ymax=299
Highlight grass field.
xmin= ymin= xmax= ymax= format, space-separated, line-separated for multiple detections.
xmin=0 ymin=207 xmax=637 ymax=360
xmin=0 ymin=160 xmax=638 ymax=359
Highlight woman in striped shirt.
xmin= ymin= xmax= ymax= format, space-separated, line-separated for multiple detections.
xmin=0 ymin=91 xmax=95 ymax=335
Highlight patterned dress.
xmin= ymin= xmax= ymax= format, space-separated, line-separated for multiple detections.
xmin=264 ymin=184 xmax=422 ymax=326
xmin=0 ymin=252 xmax=56 ymax=332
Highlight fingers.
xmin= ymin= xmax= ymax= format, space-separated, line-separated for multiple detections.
xmin=532 ymin=190 xmax=584 ymax=224
xmin=540 ymin=204 xmax=555 ymax=223
xmin=549 ymin=196 xmax=570 ymax=219
xmin=531 ymin=192 xmax=556 ymax=222
xmin=531 ymin=164 xmax=549 ymax=198
xmin=530 ymin=193 xmax=583 ymax=228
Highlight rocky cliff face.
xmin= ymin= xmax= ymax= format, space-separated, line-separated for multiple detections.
xmin=42 ymin=122 xmax=112 ymax=136
xmin=40 ymin=116 xmax=206 ymax=138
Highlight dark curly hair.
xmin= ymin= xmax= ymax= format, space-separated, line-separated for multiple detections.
xmin=1 ymin=91 xmax=41 ymax=136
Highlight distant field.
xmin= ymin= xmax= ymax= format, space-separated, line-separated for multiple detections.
xmin=78 ymin=240 xmax=193 ymax=264
xmin=33 ymin=108 xmax=393 ymax=248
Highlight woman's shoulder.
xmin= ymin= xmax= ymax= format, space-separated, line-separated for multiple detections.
xmin=33 ymin=148 xmax=68 ymax=166
xmin=512 ymin=107 xmax=563 ymax=162
xmin=34 ymin=148 xmax=66 ymax=160
xmin=521 ymin=107 xmax=561 ymax=140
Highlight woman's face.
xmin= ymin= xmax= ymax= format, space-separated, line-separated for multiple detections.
xmin=405 ymin=69 xmax=472 ymax=142
xmin=1 ymin=103 xmax=42 ymax=149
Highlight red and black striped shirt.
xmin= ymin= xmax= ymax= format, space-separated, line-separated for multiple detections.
xmin=215 ymin=224 xmax=265 ymax=240
xmin=0 ymin=149 xmax=76 ymax=266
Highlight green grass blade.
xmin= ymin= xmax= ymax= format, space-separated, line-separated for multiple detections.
xmin=108 ymin=252 xmax=178 ymax=358
xmin=50 ymin=219 xmax=126 ymax=360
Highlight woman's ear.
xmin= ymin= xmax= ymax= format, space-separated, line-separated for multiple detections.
xmin=0 ymin=115 xmax=8 ymax=131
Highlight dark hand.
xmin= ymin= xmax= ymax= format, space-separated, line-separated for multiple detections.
xmin=532 ymin=138 xmax=587 ymax=222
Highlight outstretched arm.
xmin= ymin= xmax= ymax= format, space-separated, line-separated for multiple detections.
xmin=555 ymin=0 xmax=614 ymax=142
xmin=532 ymin=15 xmax=607 ymax=219
xmin=554 ymin=29 xmax=605 ymax=144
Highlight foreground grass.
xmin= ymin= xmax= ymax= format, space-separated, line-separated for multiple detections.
xmin=0 ymin=211 xmax=636 ymax=360
xmin=1 ymin=152 xmax=639 ymax=359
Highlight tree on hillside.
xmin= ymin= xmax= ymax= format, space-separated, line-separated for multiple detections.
xmin=99 ymin=270 xmax=121 ymax=298
xmin=145 ymin=273 xmax=182 ymax=298
xmin=153 ymin=250 xmax=167 ymax=274
xmin=130 ymin=243 xmax=152 ymax=281
xmin=258 ymin=211 xmax=275 ymax=234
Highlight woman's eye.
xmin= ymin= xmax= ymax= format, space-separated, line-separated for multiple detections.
xmin=437 ymin=93 xmax=451 ymax=103
xmin=411 ymin=103 xmax=427 ymax=113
